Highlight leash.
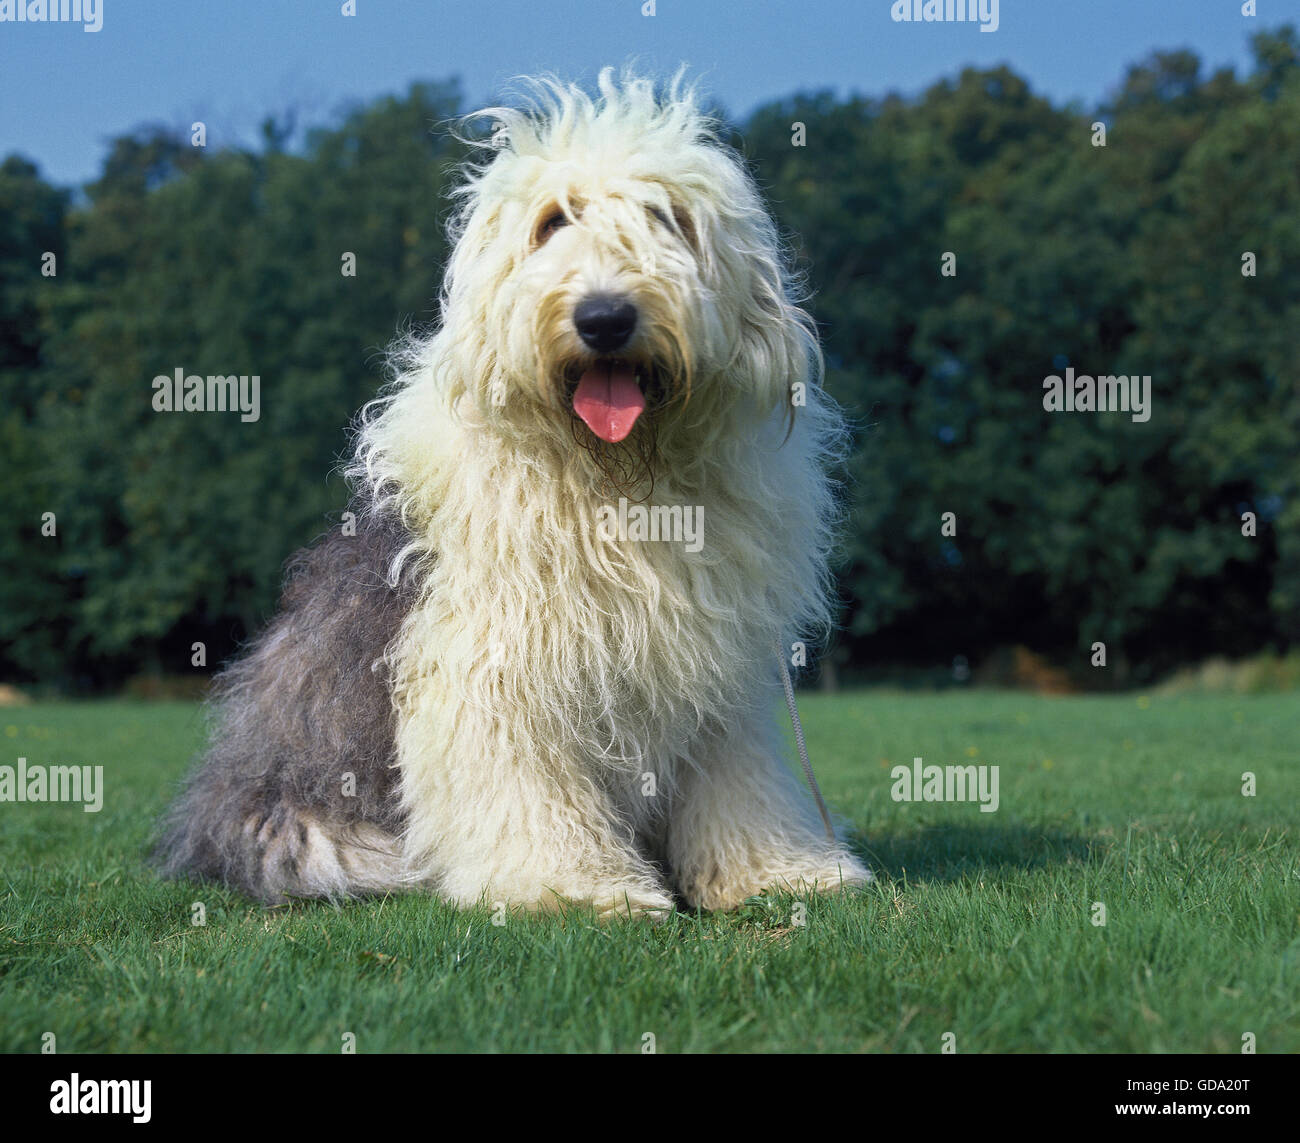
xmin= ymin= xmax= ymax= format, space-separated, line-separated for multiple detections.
xmin=775 ymin=642 xmax=836 ymax=841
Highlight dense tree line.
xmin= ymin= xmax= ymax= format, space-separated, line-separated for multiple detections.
xmin=1 ymin=32 xmax=1296 ymax=690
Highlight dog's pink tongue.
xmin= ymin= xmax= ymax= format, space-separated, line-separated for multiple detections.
xmin=572 ymin=362 xmax=644 ymax=443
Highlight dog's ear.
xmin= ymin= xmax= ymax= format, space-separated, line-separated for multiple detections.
xmin=774 ymin=301 xmax=821 ymax=444
xmin=755 ymin=284 xmax=805 ymax=434
xmin=698 ymin=183 xmax=818 ymax=428
xmin=731 ymin=263 xmax=819 ymax=432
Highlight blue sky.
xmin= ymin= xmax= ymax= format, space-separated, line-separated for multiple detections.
xmin=0 ymin=0 xmax=1275 ymax=188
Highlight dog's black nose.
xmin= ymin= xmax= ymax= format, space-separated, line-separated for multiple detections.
xmin=574 ymin=295 xmax=638 ymax=353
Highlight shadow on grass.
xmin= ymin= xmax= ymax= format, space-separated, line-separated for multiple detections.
xmin=852 ymin=824 xmax=1103 ymax=884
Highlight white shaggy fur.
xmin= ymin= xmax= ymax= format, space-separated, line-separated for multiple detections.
xmin=352 ymin=68 xmax=871 ymax=917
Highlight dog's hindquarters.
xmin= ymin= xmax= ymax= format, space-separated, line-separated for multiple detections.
xmin=152 ymin=509 xmax=422 ymax=903
xmin=154 ymin=752 xmax=409 ymax=904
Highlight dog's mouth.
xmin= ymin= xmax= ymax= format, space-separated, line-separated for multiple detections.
xmin=565 ymin=359 xmax=665 ymax=444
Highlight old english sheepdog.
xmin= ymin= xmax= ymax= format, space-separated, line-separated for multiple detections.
xmin=155 ymin=68 xmax=871 ymax=917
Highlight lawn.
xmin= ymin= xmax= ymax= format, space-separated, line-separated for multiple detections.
xmin=1 ymin=691 xmax=1296 ymax=1053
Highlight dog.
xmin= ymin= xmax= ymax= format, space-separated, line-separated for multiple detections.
xmin=154 ymin=68 xmax=871 ymax=917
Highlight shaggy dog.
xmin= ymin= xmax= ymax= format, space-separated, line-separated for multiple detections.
xmin=155 ymin=69 xmax=871 ymax=917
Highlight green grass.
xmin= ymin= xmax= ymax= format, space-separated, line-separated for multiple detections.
xmin=1 ymin=691 xmax=1297 ymax=1053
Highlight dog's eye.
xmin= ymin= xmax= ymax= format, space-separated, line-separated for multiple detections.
xmin=649 ymin=203 xmax=696 ymax=251
xmin=537 ymin=210 xmax=570 ymax=245
xmin=671 ymin=205 xmax=697 ymax=250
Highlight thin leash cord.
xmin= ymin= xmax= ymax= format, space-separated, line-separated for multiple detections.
xmin=775 ymin=641 xmax=836 ymax=841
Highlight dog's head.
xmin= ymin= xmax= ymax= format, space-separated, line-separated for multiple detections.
xmin=436 ymin=68 xmax=820 ymax=487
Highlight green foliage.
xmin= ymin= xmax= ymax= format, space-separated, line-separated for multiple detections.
xmin=3 ymin=84 xmax=468 ymax=683
xmin=743 ymin=30 xmax=1299 ymax=681
xmin=0 ymin=34 xmax=1297 ymax=686
xmin=0 ymin=157 xmax=70 ymax=684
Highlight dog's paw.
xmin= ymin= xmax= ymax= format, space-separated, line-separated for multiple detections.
xmin=774 ymin=854 xmax=873 ymax=898
xmin=679 ymin=852 xmax=871 ymax=912
xmin=583 ymin=885 xmax=676 ymax=923
xmin=465 ymin=880 xmax=675 ymax=923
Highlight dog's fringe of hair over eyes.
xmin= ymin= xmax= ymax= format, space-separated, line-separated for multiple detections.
xmin=159 ymin=68 xmax=870 ymax=913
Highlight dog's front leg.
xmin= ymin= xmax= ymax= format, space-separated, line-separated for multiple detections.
xmin=397 ymin=699 xmax=674 ymax=920
xmin=668 ymin=724 xmax=871 ymax=911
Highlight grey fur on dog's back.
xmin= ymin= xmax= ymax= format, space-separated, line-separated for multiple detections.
xmin=153 ymin=507 xmax=422 ymax=902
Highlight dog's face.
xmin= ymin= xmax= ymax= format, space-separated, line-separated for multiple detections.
xmin=438 ymin=71 xmax=817 ymax=479
xmin=517 ymin=181 xmax=701 ymax=446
